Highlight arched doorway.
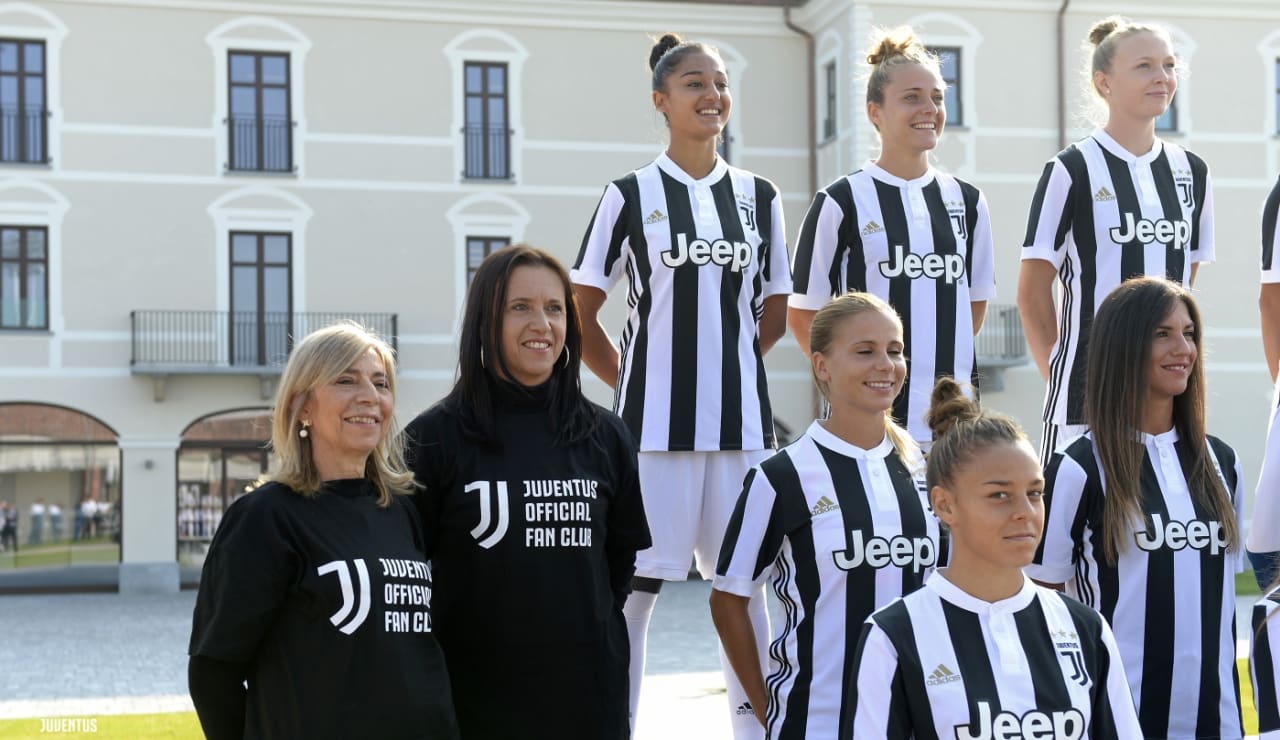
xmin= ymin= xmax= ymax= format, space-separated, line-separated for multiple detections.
xmin=177 ymin=408 xmax=273 ymax=579
xmin=0 ymin=404 xmax=121 ymax=574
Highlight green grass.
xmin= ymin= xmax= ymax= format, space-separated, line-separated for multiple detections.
xmin=0 ymin=541 xmax=119 ymax=570
xmin=0 ymin=713 xmax=201 ymax=738
xmin=1240 ymin=568 xmax=1265 ymax=598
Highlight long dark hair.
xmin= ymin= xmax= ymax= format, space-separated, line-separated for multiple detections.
xmin=1084 ymin=277 xmax=1238 ymax=564
xmin=446 ymin=243 xmax=597 ymax=447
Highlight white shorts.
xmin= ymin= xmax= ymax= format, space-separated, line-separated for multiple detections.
xmin=635 ymin=449 xmax=771 ymax=581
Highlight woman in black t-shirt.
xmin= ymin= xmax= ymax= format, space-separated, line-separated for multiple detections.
xmin=188 ymin=322 xmax=458 ymax=740
xmin=405 ymin=244 xmax=651 ymax=740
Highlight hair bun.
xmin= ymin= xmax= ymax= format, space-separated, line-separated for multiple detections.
xmin=650 ymin=33 xmax=683 ymax=71
xmin=1088 ymin=16 xmax=1124 ymax=46
xmin=927 ymin=377 xmax=980 ymax=438
xmin=866 ymin=26 xmax=918 ymax=66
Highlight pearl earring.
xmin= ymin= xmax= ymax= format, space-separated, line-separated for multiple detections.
xmin=299 ymin=420 xmax=311 ymax=439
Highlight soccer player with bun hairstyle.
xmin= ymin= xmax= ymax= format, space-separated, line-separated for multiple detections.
xmin=1027 ymin=277 xmax=1244 ymax=739
xmin=1019 ymin=16 xmax=1215 ymax=461
xmin=712 ymin=291 xmax=938 ymax=737
xmin=846 ymin=377 xmax=1141 ymax=739
xmin=571 ymin=32 xmax=792 ymax=739
xmin=790 ymin=25 xmax=996 ymax=450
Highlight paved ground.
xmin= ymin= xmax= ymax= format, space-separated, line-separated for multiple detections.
xmin=0 ymin=579 xmax=734 ymax=738
xmin=0 ymin=580 xmax=1263 ymax=739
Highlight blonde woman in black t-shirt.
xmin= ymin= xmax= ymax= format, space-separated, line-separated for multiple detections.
xmin=188 ymin=323 xmax=458 ymax=740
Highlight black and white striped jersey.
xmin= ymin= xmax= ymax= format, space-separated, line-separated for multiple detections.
xmin=790 ymin=162 xmax=996 ymax=445
xmin=1027 ymin=429 xmax=1245 ymax=740
xmin=1263 ymin=174 xmax=1280 ymax=283
xmin=847 ymin=574 xmax=1142 ymax=740
xmin=1022 ymin=129 xmax=1214 ymax=426
xmin=572 ymin=153 xmax=792 ymax=452
xmin=714 ymin=421 xmax=937 ymax=738
xmin=1253 ymin=585 xmax=1280 ymax=740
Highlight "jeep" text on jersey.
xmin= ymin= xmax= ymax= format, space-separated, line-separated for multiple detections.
xmin=833 ymin=531 xmax=936 ymax=573
xmin=878 ymin=243 xmax=964 ymax=284
xmin=662 ymin=233 xmax=752 ymax=273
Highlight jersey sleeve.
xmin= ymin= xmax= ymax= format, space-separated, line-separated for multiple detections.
xmin=1263 ymin=177 xmax=1280 ymax=283
xmin=845 ymin=620 xmax=912 ymax=740
xmin=603 ymin=416 xmax=653 ymax=604
xmin=570 ymin=182 xmax=630 ymax=293
xmin=1025 ymin=450 xmax=1088 ymax=585
xmin=789 ymin=189 xmax=847 ymax=310
xmin=1250 ymin=399 xmax=1280 ymax=553
xmin=967 ymin=189 xmax=997 ymax=302
xmin=760 ymin=184 xmax=793 ymax=299
xmin=188 ymin=489 xmax=296 ymax=662
xmin=1092 ymin=615 xmax=1144 ymax=738
xmin=713 ymin=466 xmax=786 ymax=597
xmin=1021 ymin=158 xmax=1073 ymax=270
xmin=1251 ymin=589 xmax=1280 ymax=739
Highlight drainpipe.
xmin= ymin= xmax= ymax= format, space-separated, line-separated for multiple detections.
xmin=784 ymin=1 xmax=817 ymax=198
xmin=1057 ymin=0 xmax=1071 ymax=149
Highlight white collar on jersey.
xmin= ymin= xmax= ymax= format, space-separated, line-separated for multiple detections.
xmin=1136 ymin=426 xmax=1180 ymax=446
xmin=1090 ymin=127 xmax=1164 ymax=165
xmin=926 ymin=569 xmax=1037 ymax=615
xmin=863 ymin=160 xmax=937 ymax=188
xmin=655 ymin=152 xmax=729 ymax=187
xmin=807 ymin=420 xmax=896 ymax=459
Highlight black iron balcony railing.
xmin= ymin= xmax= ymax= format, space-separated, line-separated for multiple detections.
xmin=227 ymin=114 xmax=293 ymax=172
xmin=130 ymin=310 xmax=398 ymax=371
xmin=462 ymin=123 xmax=510 ymax=179
xmin=975 ymin=303 xmax=1028 ymax=391
xmin=0 ymin=105 xmax=49 ymax=164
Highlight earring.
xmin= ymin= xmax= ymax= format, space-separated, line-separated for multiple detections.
xmin=299 ymin=419 xmax=311 ymax=439
xmin=480 ymin=346 xmax=487 ymax=368
xmin=561 ymin=349 xmax=571 ymax=369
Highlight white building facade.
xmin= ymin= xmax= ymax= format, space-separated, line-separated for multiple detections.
xmin=0 ymin=0 xmax=1276 ymax=591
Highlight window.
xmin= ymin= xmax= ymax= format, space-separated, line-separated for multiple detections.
xmin=0 ymin=225 xmax=47 ymax=329
xmin=466 ymin=236 xmax=510 ymax=285
xmin=0 ymin=39 xmax=46 ymax=164
xmin=1156 ymin=99 xmax=1177 ymax=133
xmin=822 ymin=61 xmax=837 ymax=142
xmin=228 ymin=51 xmax=292 ymax=172
xmin=229 ymin=232 xmax=291 ymax=365
xmin=464 ymin=62 xmax=509 ymax=179
xmin=931 ymin=47 xmax=962 ymax=127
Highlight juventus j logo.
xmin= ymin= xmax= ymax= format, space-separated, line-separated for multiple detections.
xmin=317 ymin=559 xmax=371 ymax=635
xmin=739 ymin=204 xmax=756 ymax=230
xmin=1177 ymin=180 xmax=1193 ymax=208
xmin=1061 ymin=647 xmax=1089 ymax=686
xmin=949 ymin=212 xmax=968 ymax=239
xmin=466 ymin=480 xmax=510 ymax=549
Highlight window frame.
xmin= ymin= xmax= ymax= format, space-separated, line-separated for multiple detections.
xmin=0 ymin=38 xmax=48 ymax=164
xmin=226 ymin=50 xmax=293 ymax=173
xmin=463 ymin=61 xmax=511 ymax=180
xmin=929 ymin=46 xmax=963 ymax=127
xmin=1155 ymin=98 xmax=1178 ymax=133
xmin=465 ymin=235 xmax=511 ymax=286
xmin=0 ymin=224 xmax=49 ymax=330
xmin=822 ymin=60 xmax=837 ymax=142
xmin=228 ymin=230 xmax=292 ymax=365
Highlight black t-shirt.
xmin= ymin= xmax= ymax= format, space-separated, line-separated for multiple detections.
xmin=189 ymin=479 xmax=458 ymax=740
xmin=404 ymin=387 xmax=651 ymax=740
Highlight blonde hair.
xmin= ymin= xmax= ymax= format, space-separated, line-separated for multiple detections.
xmin=809 ymin=291 xmax=917 ymax=464
xmin=1082 ymin=15 xmax=1179 ymax=125
xmin=864 ymin=26 xmax=943 ymax=108
xmin=271 ymin=321 xmax=412 ymax=507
